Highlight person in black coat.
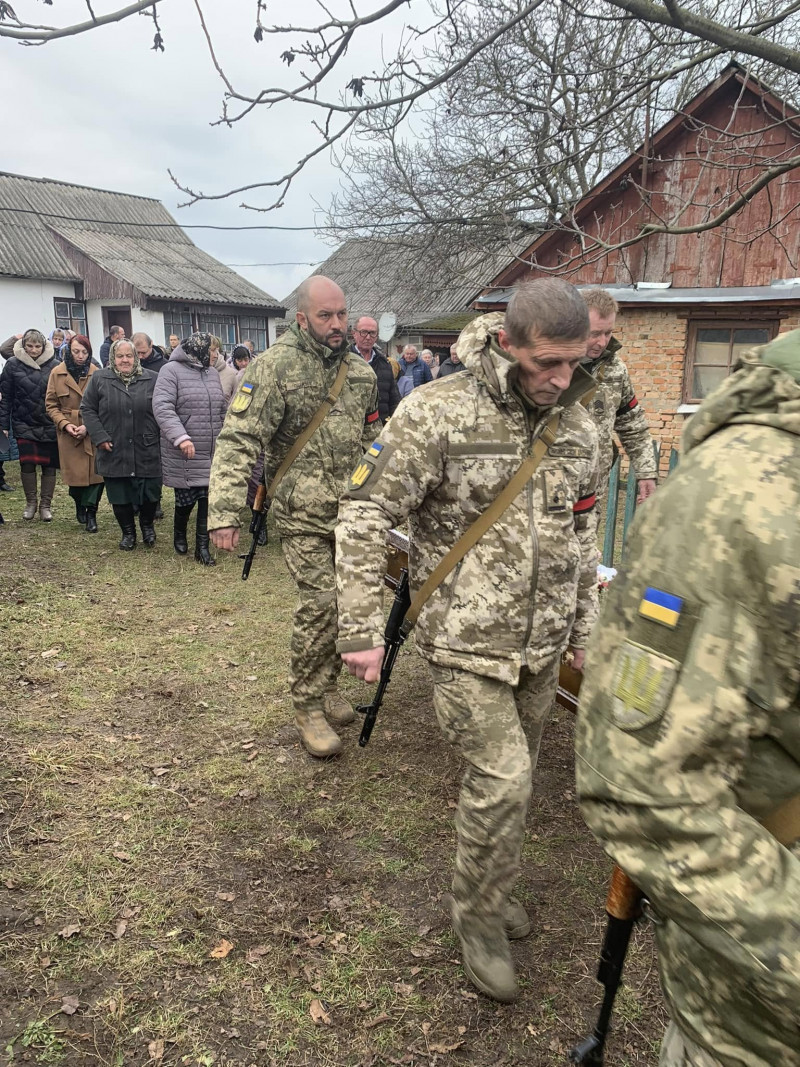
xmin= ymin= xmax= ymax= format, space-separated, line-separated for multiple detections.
xmin=350 ymin=316 xmax=400 ymax=421
xmin=81 ymin=339 xmax=162 ymax=551
xmin=99 ymin=325 xmax=126 ymax=368
xmin=0 ymin=330 xmax=60 ymax=521
xmin=437 ymin=342 xmax=468 ymax=378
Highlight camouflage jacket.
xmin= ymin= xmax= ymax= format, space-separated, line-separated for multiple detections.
xmin=582 ymin=337 xmax=657 ymax=494
xmin=576 ymin=333 xmax=800 ymax=1066
xmin=336 ymin=313 xmax=600 ymax=685
xmin=208 ymin=323 xmax=380 ymax=537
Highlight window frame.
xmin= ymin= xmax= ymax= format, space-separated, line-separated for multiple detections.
xmin=684 ymin=318 xmax=778 ymax=404
xmin=53 ymin=298 xmax=88 ymax=338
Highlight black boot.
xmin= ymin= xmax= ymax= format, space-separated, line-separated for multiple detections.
xmin=173 ymin=503 xmax=193 ymax=555
xmin=194 ymin=496 xmax=215 ymax=566
xmin=139 ymin=500 xmax=157 ymax=546
xmin=85 ymin=507 xmax=98 ymax=534
xmin=113 ymin=504 xmax=137 ymax=550
xmin=76 ymin=501 xmax=87 ymax=524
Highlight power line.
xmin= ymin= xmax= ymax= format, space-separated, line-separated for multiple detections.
xmin=224 ymin=261 xmax=321 ymax=267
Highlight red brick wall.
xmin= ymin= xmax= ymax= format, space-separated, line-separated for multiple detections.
xmin=612 ymin=307 xmax=800 ymax=477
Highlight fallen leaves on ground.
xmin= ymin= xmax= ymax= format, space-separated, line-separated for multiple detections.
xmin=309 ymin=998 xmax=332 ymax=1026
xmin=209 ymin=938 xmax=234 ymax=958
xmin=59 ymin=922 xmax=81 ymax=938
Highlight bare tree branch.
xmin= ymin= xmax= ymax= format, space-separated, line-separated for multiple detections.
xmin=0 ymin=0 xmax=162 ymax=42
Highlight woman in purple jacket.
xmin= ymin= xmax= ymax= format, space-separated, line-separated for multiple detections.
xmin=152 ymin=333 xmax=227 ymax=565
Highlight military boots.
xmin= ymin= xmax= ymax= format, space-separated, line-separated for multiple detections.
xmin=295 ymin=709 xmax=342 ymax=758
xmin=324 ymin=689 xmax=356 ymax=725
xmin=451 ymin=905 xmax=519 ymax=1003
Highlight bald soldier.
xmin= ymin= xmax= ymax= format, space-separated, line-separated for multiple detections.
xmin=576 ymin=331 xmax=800 ymax=1066
xmin=208 ymin=277 xmax=380 ymax=757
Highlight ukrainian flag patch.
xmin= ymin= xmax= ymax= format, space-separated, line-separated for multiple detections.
xmin=367 ymin=442 xmax=383 ymax=458
xmin=638 ymin=587 xmax=683 ymax=629
xmin=241 ymin=381 xmax=254 ymax=393
xmin=230 ymin=380 xmax=256 ymax=413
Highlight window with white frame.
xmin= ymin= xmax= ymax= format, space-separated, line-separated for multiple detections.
xmin=684 ymin=321 xmax=776 ymax=402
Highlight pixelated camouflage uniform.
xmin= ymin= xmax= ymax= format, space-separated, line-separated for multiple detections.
xmin=336 ymin=312 xmax=600 ymax=929
xmin=583 ymin=337 xmax=657 ymax=499
xmin=575 ymin=332 xmax=800 ymax=1067
xmin=208 ymin=323 xmax=380 ymax=713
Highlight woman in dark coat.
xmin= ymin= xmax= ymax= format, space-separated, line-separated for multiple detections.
xmin=45 ymin=335 xmax=104 ymax=532
xmin=0 ymin=330 xmax=60 ymax=521
xmin=152 ymin=332 xmax=227 ymax=565
xmin=80 ymin=339 xmax=162 ymax=551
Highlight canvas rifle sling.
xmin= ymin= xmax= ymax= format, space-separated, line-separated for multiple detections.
xmin=265 ymin=355 xmax=351 ymax=502
xmin=402 ymin=412 xmax=561 ymax=632
xmin=762 ymin=792 xmax=800 ymax=847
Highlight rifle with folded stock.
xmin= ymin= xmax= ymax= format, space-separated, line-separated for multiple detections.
xmin=356 ymin=529 xmax=411 ymax=747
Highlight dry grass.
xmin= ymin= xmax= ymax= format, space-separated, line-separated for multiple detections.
xmin=0 ymin=465 xmax=664 ymax=1066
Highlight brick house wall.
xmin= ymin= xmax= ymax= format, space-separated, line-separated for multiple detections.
xmin=614 ymin=306 xmax=800 ymax=476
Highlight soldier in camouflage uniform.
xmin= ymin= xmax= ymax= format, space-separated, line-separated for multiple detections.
xmin=580 ymin=289 xmax=658 ymax=503
xmin=575 ymin=330 xmax=800 ymax=1066
xmin=336 ymin=279 xmax=600 ymax=1002
xmin=209 ymin=277 xmax=380 ymax=758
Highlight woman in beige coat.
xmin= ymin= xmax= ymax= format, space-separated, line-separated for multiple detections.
xmin=45 ymin=334 xmax=104 ymax=532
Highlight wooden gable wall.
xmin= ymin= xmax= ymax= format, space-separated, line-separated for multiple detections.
xmin=497 ymin=78 xmax=800 ymax=289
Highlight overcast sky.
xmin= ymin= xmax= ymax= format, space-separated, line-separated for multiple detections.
xmin=1 ymin=0 xmax=417 ymax=302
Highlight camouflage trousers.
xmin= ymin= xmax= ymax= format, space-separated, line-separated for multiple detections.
xmin=281 ymin=534 xmax=341 ymax=714
xmin=428 ymin=655 xmax=561 ymax=926
xmin=659 ymin=1023 xmax=725 ymax=1067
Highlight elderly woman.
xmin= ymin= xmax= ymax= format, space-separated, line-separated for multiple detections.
xmin=0 ymin=329 xmax=60 ymax=520
xmin=81 ymin=339 xmax=162 ymax=550
xmin=45 ymin=334 xmax=104 ymax=532
xmin=152 ymin=332 xmax=226 ymax=565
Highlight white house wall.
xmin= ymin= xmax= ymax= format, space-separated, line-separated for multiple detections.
xmin=131 ymin=307 xmax=166 ymax=344
xmin=0 ymin=277 xmax=77 ymax=337
xmin=85 ymin=301 xmax=165 ymax=348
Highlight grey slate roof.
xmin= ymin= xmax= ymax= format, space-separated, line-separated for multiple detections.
xmin=281 ymin=238 xmax=509 ymax=324
xmin=476 ymin=281 xmax=800 ymax=307
xmin=0 ymin=171 xmax=283 ymax=310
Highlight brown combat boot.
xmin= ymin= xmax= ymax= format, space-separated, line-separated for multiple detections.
xmin=324 ymin=689 xmax=355 ymax=725
xmin=504 ymin=897 xmax=531 ymax=940
xmin=452 ymin=903 xmax=518 ymax=1003
xmin=295 ymin=709 xmax=343 ymax=758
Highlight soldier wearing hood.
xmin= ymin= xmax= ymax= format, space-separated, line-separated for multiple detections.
xmin=336 ymin=278 xmax=600 ymax=1003
xmin=576 ymin=331 xmax=800 ymax=1067
xmin=208 ymin=276 xmax=380 ymax=759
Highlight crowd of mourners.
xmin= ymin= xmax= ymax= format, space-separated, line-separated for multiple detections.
xmin=0 ymin=326 xmax=256 ymax=562
xmin=0 ymin=318 xmax=450 ymax=561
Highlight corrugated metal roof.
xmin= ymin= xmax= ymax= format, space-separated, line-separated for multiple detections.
xmin=0 ymin=171 xmax=283 ymax=309
xmin=475 ymin=283 xmax=800 ymax=307
xmin=281 ymin=238 xmax=511 ymax=323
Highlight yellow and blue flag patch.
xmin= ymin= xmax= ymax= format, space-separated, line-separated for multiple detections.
xmin=638 ymin=587 xmax=683 ymax=629
xmin=367 ymin=442 xmax=383 ymax=458
xmin=230 ymin=380 xmax=256 ymax=413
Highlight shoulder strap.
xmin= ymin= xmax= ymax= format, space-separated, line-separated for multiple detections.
xmin=266 ymin=355 xmax=351 ymax=501
xmin=581 ymin=360 xmax=609 ymax=409
xmin=403 ymin=412 xmax=561 ymax=632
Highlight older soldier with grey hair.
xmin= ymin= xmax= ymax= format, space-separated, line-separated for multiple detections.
xmin=208 ymin=276 xmax=380 ymax=758
xmin=576 ymin=330 xmax=800 ymax=1067
xmin=336 ymin=278 xmax=600 ymax=1002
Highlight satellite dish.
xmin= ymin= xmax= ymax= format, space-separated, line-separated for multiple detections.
xmin=378 ymin=312 xmax=397 ymax=343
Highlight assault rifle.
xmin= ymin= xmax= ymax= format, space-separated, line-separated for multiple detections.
xmin=356 ymin=529 xmax=411 ymax=747
xmin=241 ymin=483 xmax=268 ymax=581
xmin=569 ymin=868 xmax=644 ymax=1065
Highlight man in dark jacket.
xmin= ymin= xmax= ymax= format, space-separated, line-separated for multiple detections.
xmin=99 ymin=325 xmax=125 ymax=368
xmin=438 ymin=342 xmax=467 ymax=378
xmin=350 ymin=316 xmax=400 ymax=420
xmin=399 ymin=344 xmax=433 ymax=389
xmin=132 ymin=333 xmax=169 ymax=375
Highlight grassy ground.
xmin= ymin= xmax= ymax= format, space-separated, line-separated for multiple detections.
xmin=0 ymin=465 xmax=665 ymax=1066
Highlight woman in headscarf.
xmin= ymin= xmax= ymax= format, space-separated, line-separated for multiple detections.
xmin=0 ymin=329 xmax=60 ymax=520
xmin=45 ymin=334 xmax=104 ymax=532
xmin=152 ymin=332 xmax=227 ymax=566
xmin=81 ymin=338 xmax=162 ymax=550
